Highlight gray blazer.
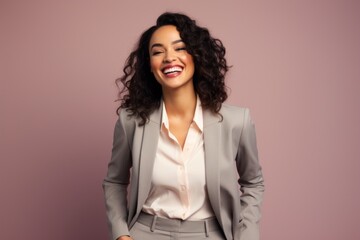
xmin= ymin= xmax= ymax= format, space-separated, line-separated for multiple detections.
xmin=103 ymin=103 xmax=264 ymax=240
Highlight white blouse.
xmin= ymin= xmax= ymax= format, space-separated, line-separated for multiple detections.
xmin=142 ymin=97 xmax=215 ymax=220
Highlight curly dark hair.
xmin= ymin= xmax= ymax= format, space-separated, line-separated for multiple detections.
xmin=116 ymin=12 xmax=229 ymax=125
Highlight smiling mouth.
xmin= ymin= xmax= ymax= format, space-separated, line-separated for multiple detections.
xmin=162 ymin=66 xmax=183 ymax=75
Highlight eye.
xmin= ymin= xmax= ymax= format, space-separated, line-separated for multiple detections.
xmin=151 ymin=51 xmax=162 ymax=56
xmin=176 ymin=47 xmax=186 ymax=51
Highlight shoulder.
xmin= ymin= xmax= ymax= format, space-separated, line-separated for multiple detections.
xmin=218 ymin=104 xmax=257 ymax=144
xmin=118 ymin=107 xmax=135 ymax=122
xmin=217 ymin=103 xmax=255 ymax=133
xmin=117 ymin=108 xmax=138 ymax=132
xmin=118 ymin=103 xmax=162 ymax=126
xmin=219 ymin=103 xmax=250 ymax=121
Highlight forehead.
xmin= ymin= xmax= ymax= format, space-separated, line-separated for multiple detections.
xmin=150 ymin=25 xmax=182 ymax=46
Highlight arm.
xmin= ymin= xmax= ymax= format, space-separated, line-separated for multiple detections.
xmin=236 ymin=109 xmax=265 ymax=240
xmin=103 ymin=113 xmax=133 ymax=240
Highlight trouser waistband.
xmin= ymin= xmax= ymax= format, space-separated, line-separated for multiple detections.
xmin=137 ymin=211 xmax=221 ymax=236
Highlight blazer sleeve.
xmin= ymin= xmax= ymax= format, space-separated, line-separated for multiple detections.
xmin=102 ymin=112 xmax=133 ymax=240
xmin=236 ymin=108 xmax=265 ymax=240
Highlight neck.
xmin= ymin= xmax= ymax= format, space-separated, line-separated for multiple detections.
xmin=162 ymin=88 xmax=197 ymax=118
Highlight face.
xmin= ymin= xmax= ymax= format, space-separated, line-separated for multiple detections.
xmin=149 ymin=25 xmax=195 ymax=92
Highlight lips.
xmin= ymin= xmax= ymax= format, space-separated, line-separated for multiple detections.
xmin=162 ymin=65 xmax=183 ymax=76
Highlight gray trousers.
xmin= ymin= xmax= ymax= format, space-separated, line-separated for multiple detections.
xmin=129 ymin=212 xmax=226 ymax=240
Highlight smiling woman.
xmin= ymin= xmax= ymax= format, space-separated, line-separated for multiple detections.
xmin=149 ymin=25 xmax=195 ymax=102
xmin=103 ymin=12 xmax=264 ymax=240
xmin=116 ymin=13 xmax=229 ymax=126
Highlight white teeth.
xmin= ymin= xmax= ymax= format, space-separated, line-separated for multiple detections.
xmin=163 ymin=67 xmax=182 ymax=74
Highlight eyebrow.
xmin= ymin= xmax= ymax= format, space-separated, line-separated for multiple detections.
xmin=150 ymin=39 xmax=184 ymax=50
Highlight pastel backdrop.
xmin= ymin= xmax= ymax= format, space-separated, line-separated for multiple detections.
xmin=1 ymin=0 xmax=359 ymax=239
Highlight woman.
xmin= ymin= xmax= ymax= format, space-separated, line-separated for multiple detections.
xmin=103 ymin=12 xmax=264 ymax=240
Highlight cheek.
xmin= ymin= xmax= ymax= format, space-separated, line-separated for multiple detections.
xmin=149 ymin=59 xmax=162 ymax=81
xmin=184 ymin=56 xmax=195 ymax=74
xmin=149 ymin=57 xmax=160 ymax=70
xmin=149 ymin=60 xmax=156 ymax=72
xmin=181 ymin=54 xmax=194 ymax=67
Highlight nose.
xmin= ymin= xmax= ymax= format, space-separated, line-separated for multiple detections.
xmin=163 ymin=50 xmax=176 ymax=63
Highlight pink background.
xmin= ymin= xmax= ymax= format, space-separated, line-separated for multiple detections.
xmin=1 ymin=0 xmax=360 ymax=239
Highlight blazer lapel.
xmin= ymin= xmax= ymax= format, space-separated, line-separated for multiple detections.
xmin=203 ymin=110 xmax=224 ymax=226
xmin=136 ymin=104 xmax=162 ymax=216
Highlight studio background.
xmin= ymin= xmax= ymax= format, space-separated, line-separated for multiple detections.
xmin=1 ymin=0 xmax=359 ymax=239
